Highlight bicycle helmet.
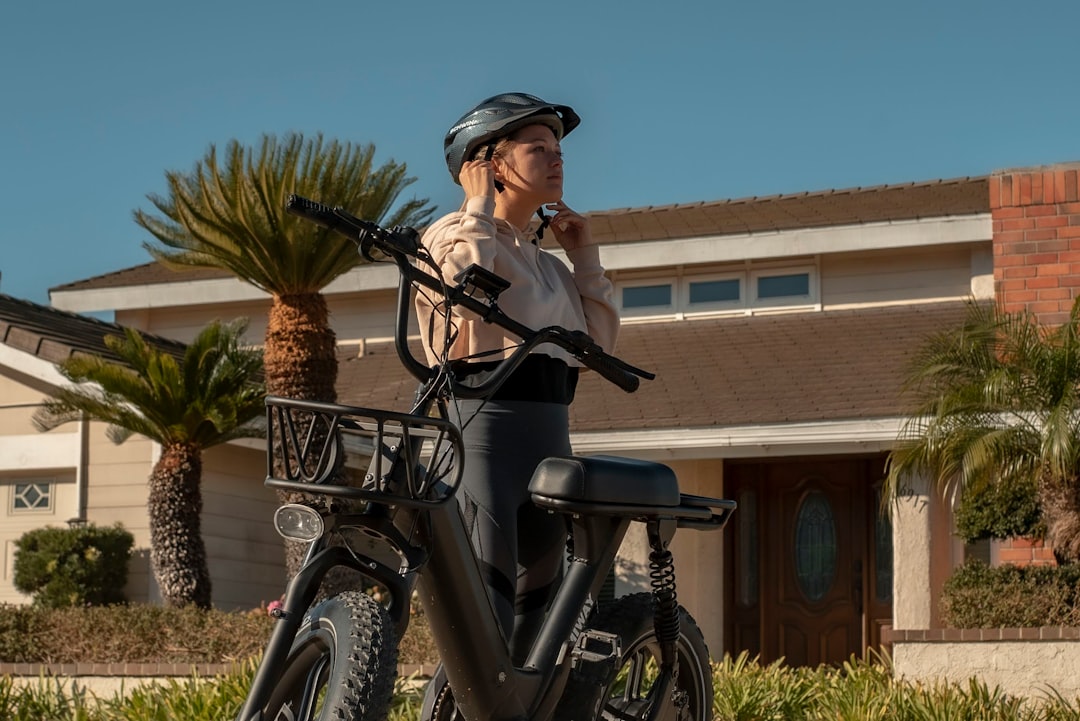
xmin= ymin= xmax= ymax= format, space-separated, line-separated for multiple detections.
xmin=444 ymin=92 xmax=580 ymax=185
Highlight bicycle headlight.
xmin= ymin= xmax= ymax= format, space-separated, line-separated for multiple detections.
xmin=274 ymin=504 xmax=324 ymax=542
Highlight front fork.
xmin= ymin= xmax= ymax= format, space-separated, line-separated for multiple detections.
xmin=235 ymin=541 xmax=413 ymax=721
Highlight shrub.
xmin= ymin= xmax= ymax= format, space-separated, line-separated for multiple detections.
xmin=13 ymin=523 xmax=134 ymax=608
xmin=954 ymin=477 xmax=1045 ymax=543
xmin=0 ymin=604 xmax=273 ymax=664
xmin=0 ymin=601 xmax=438 ymax=665
xmin=940 ymin=560 xmax=1080 ymax=628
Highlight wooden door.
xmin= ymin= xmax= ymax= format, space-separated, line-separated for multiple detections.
xmin=725 ymin=455 xmax=891 ymax=667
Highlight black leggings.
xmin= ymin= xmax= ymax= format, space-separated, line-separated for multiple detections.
xmin=451 ymin=399 xmax=570 ymax=664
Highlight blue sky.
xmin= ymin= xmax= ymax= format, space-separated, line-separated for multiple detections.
xmin=3 ymin=0 xmax=1079 ymax=305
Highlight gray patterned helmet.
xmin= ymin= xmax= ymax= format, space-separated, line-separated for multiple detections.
xmin=443 ymin=92 xmax=580 ymax=184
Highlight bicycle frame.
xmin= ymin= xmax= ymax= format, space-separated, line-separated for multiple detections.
xmin=417 ymin=481 xmax=635 ymax=721
xmin=236 ymin=197 xmax=736 ymax=721
xmin=240 ymin=422 xmax=727 ymax=721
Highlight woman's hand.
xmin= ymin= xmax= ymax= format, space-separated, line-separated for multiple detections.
xmin=547 ymin=201 xmax=593 ymax=252
xmin=460 ymin=159 xmax=497 ymax=201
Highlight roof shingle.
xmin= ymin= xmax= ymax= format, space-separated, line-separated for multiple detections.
xmin=0 ymin=293 xmax=187 ymax=366
xmin=336 ymin=302 xmax=970 ymax=431
xmin=1 ymin=293 xmax=969 ymax=432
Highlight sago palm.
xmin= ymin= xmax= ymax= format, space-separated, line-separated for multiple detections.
xmin=134 ymin=131 xmax=432 ymax=402
xmin=886 ymin=297 xmax=1080 ymax=562
xmin=134 ymin=132 xmax=434 ymax=575
xmin=33 ymin=320 xmax=265 ymax=607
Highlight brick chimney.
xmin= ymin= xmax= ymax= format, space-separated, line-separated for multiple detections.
xmin=992 ymin=162 xmax=1080 ymax=325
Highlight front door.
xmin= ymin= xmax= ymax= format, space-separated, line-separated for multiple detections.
xmin=725 ymin=455 xmax=892 ymax=666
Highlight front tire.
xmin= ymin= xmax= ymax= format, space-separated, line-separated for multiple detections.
xmin=260 ymin=591 xmax=398 ymax=721
xmin=555 ymin=593 xmax=713 ymax=721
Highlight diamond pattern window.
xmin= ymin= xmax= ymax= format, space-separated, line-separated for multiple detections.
xmin=13 ymin=482 xmax=52 ymax=512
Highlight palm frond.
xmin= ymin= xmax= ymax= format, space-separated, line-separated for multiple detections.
xmin=33 ymin=321 xmax=265 ymax=449
xmin=886 ymin=296 xmax=1080 ymax=508
xmin=135 ymin=132 xmax=434 ymax=296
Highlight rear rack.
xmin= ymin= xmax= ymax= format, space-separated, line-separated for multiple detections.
xmin=264 ymin=396 xmax=463 ymax=508
xmin=531 ymin=492 xmax=736 ymax=530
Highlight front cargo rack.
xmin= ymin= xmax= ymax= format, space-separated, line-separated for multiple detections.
xmin=264 ymin=396 xmax=463 ymax=509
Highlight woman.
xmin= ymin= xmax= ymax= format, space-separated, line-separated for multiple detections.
xmin=416 ymin=92 xmax=619 ymax=665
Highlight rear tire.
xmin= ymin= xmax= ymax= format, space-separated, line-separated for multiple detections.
xmin=555 ymin=592 xmax=713 ymax=721
xmin=260 ymin=591 xmax=398 ymax=721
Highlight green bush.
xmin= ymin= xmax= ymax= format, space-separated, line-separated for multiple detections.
xmin=954 ymin=477 xmax=1045 ymax=543
xmin=940 ymin=560 xmax=1080 ymax=628
xmin=13 ymin=523 xmax=134 ymax=608
xmin=0 ymin=603 xmax=274 ymax=664
xmin=0 ymin=601 xmax=438 ymax=665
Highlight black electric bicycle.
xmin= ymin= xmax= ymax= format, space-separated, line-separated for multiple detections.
xmin=234 ymin=195 xmax=736 ymax=721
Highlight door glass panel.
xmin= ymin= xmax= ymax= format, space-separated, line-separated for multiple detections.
xmin=874 ymin=486 xmax=894 ymax=603
xmin=737 ymin=488 xmax=758 ymax=607
xmin=793 ymin=490 xmax=837 ymax=602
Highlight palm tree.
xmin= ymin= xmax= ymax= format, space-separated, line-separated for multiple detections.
xmin=133 ymin=133 xmax=434 ymax=575
xmin=885 ymin=297 xmax=1080 ymax=562
xmin=33 ymin=320 xmax=265 ymax=608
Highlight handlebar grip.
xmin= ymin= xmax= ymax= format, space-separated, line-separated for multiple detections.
xmin=583 ymin=350 xmax=641 ymax=393
xmin=286 ymin=194 xmax=420 ymax=259
xmin=286 ymin=194 xmax=342 ymax=228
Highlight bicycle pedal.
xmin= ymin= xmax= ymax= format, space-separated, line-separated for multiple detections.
xmin=570 ymin=629 xmax=621 ymax=680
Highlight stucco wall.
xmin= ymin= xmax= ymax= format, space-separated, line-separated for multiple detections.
xmin=890 ymin=473 xmax=961 ymax=631
xmin=668 ymin=458 xmax=726 ymax=656
xmin=892 ymin=633 xmax=1080 ymax=700
xmin=610 ymin=457 xmax=727 ymax=659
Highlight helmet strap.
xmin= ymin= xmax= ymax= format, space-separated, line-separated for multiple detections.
xmin=535 ymin=207 xmax=550 ymax=241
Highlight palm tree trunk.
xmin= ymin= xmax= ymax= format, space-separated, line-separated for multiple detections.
xmin=265 ymin=292 xmax=338 ymax=577
xmin=148 ymin=442 xmax=212 ymax=608
xmin=1037 ymin=473 xmax=1080 ymax=564
xmin=264 ymin=293 xmax=338 ymax=401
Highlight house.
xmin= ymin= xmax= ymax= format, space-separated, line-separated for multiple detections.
xmin=2 ymin=160 xmax=1076 ymax=668
xmin=0 ymin=295 xmax=285 ymax=610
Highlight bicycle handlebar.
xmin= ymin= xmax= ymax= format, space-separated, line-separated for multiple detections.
xmin=285 ymin=194 xmax=653 ymax=395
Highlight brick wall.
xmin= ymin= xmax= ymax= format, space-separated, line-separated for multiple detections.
xmin=988 ymin=163 xmax=1080 ymax=567
xmin=991 ymin=163 xmax=1080 ymax=326
xmin=992 ymin=537 xmax=1056 ymax=567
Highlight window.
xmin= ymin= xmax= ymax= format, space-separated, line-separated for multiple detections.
xmin=621 ymin=283 xmax=674 ymax=313
xmin=750 ymin=267 xmax=816 ymax=308
xmin=757 ymin=273 xmax=810 ymax=299
xmin=616 ymin=264 xmax=818 ymax=318
xmin=793 ymin=489 xmax=838 ymax=603
xmin=12 ymin=482 xmax=52 ymax=513
xmin=688 ymin=277 xmax=741 ymax=305
xmin=736 ymin=488 xmax=758 ymax=608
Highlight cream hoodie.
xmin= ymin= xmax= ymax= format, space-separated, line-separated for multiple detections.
xmin=415 ymin=196 xmax=619 ymax=368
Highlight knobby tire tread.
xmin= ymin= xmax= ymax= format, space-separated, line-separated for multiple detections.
xmin=263 ymin=590 xmax=398 ymax=721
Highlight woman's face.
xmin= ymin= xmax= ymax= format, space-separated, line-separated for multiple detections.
xmin=495 ymin=124 xmax=564 ymax=204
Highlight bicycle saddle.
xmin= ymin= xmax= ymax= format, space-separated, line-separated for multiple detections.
xmin=529 ymin=455 xmax=680 ymax=508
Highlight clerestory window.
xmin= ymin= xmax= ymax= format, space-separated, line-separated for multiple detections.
xmin=617 ymin=266 xmax=817 ymax=319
